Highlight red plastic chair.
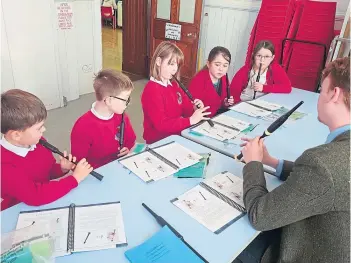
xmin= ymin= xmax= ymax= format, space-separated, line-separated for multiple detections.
xmin=101 ymin=6 xmax=116 ymax=29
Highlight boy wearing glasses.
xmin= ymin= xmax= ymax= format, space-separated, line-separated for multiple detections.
xmin=230 ymin=40 xmax=292 ymax=103
xmin=71 ymin=69 xmax=136 ymax=169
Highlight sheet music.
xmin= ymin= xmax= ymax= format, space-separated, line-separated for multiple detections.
xmin=172 ymin=185 xmax=241 ymax=233
xmin=16 ymin=208 xmax=70 ymax=257
xmin=203 ymin=172 xmax=245 ymax=208
xmin=261 ymin=106 xmax=307 ymax=123
xmin=192 ymin=121 xmax=241 ymax=141
xmin=247 ymin=99 xmax=282 ymax=111
xmin=154 ymin=142 xmax=202 ymax=169
xmin=212 ymin=115 xmax=251 ymax=132
xmin=119 ymin=151 xmax=177 ymax=182
xmin=73 ymin=203 xmax=127 ymax=252
xmin=229 ymin=102 xmax=272 ymax=117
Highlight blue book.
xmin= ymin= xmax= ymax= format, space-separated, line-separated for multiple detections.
xmin=125 ymin=226 xmax=205 ymax=263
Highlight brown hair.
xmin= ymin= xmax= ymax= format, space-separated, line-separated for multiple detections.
xmin=93 ymin=69 xmax=133 ymax=101
xmin=203 ymin=46 xmax=231 ymax=70
xmin=1 ymin=89 xmax=47 ymax=134
xmin=150 ymin=41 xmax=184 ymax=80
xmin=250 ymin=40 xmax=275 ymax=67
xmin=322 ymin=57 xmax=350 ymax=109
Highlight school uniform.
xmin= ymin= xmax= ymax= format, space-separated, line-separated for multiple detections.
xmin=141 ymin=77 xmax=194 ymax=144
xmin=1 ymin=137 xmax=77 ymax=211
xmin=188 ymin=69 xmax=230 ymax=117
xmin=230 ymin=62 xmax=292 ymax=103
xmin=71 ymin=103 xmax=136 ymax=169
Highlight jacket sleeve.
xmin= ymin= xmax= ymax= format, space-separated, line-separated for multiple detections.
xmin=230 ymin=66 xmax=248 ymax=103
xmin=123 ymin=114 xmax=136 ymax=150
xmin=2 ymin=164 xmax=78 ymax=207
xmin=142 ymin=86 xmax=191 ymax=134
xmin=242 ymin=150 xmax=334 ymax=231
xmin=262 ymin=64 xmax=292 ymax=93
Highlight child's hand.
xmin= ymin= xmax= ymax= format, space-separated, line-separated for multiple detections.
xmin=253 ymin=82 xmax=264 ymax=92
xmin=60 ymin=151 xmax=76 ymax=174
xmin=72 ymin=158 xmax=93 ymax=183
xmin=117 ymin=147 xmax=130 ymax=158
xmin=224 ymin=96 xmax=234 ymax=107
xmin=193 ymin=99 xmax=204 ymax=109
xmin=190 ymin=106 xmax=211 ymax=125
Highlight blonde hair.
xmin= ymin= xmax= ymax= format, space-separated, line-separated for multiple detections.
xmin=150 ymin=41 xmax=184 ymax=80
xmin=93 ymin=69 xmax=133 ymax=101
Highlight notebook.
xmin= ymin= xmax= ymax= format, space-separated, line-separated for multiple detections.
xmin=119 ymin=141 xmax=202 ymax=183
xmin=125 ymin=226 xmax=205 ymax=263
xmin=191 ymin=116 xmax=251 ymax=141
xmin=171 ymin=172 xmax=245 ymax=234
xmin=15 ymin=202 xmax=127 ymax=257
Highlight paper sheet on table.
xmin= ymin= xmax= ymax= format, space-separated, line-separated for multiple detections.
xmin=191 ymin=121 xmax=241 ymax=141
xmin=212 ymin=115 xmax=251 ymax=131
xmin=247 ymin=99 xmax=282 ymax=111
xmin=229 ymin=102 xmax=272 ymax=117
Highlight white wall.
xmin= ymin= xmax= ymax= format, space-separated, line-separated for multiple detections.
xmin=1 ymin=0 xmax=102 ymax=109
xmin=199 ymin=0 xmax=261 ymax=79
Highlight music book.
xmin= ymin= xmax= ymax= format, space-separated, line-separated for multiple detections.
xmin=119 ymin=141 xmax=202 ymax=183
xmin=125 ymin=226 xmax=205 ymax=263
xmin=191 ymin=116 xmax=251 ymax=141
xmin=174 ymin=153 xmax=211 ymax=178
xmin=171 ymin=172 xmax=245 ymax=234
xmin=229 ymin=102 xmax=273 ymax=117
xmin=15 ymin=202 xmax=127 ymax=257
xmin=246 ymin=99 xmax=283 ymax=111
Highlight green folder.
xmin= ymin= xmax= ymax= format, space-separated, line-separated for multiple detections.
xmin=174 ymin=153 xmax=211 ymax=178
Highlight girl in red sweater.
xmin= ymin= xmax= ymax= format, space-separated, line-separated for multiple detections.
xmin=141 ymin=41 xmax=210 ymax=144
xmin=230 ymin=40 xmax=292 ymax=103
xmin=188 ymin=46 xmax=234 ymax=117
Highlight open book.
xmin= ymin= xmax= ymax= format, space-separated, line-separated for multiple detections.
xmin=119 ymin=141 xmax=202 ymax=183
xmin=171 ymin=172 xmax=245 ymax=234
xmin=191 ymin=115 xmax=251 ymax=141
xmin=15 ymin=202 xmax=127 ymax=257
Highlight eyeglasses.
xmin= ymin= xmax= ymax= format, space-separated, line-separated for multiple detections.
xmin=255 ymin=55 xmax=273 ymax=60
xmin=109 ymin=96 xmax=131 ymax=106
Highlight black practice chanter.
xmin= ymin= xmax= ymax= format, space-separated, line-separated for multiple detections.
xmin=236 ymin=101 xmax=304 ymax=161
xmin=39 ymin=139 xmax=104 ymax=181
xmin=226 ymin=73 xmax=230 ymax=100
xmin=142 ymin=203 xmax=208 ymax=263
xmin=119 ymin=112 xmax=125 ymax=149
xmin=172 ymin=76 xmax=215 ymax=127
xmin=253 ymin=62 xmax=262 ymax=100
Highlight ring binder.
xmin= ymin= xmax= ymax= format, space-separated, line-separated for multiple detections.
xmin=146 ymin=146 xmax=179 ymax=170
xmin=67 ymin=203 xmax=75 ymax=253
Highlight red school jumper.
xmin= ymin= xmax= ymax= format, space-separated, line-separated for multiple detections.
xmin=230 ymin=62 xmax=292 ymax=103
xmin=188 ymin=69 xmax=230 ymax=117
xmin=71 ymin=111 xmax=136 ymax=169
xmin=1 ymin=142 xmax=78 ymax=211
xmin=141 ymin=79 xmax=194 ymax=144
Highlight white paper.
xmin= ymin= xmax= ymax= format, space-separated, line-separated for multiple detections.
xmin=173 ymin=185 xmax=241 ymax=233
xmin=192 ymin=121 xmax=241 ymax=141
xmin=73 ymin=203 xmax=127 ymax=252
xmin=247 ymin=99 xmax=282 ymax=111
xmin=119 ymin=151 xmax=177 ymax=182
xmin=229 ymin=102 xmax=272 ymax=117
xmin=154 ymin=142 xmax=202 ymax=169
xmin=203 ymin=172 xmax=245 ymax=208
xmin=16 ymin=208 xmax=70 ymax=257
xmin=212 ymin=115 xmax=251 ymax=132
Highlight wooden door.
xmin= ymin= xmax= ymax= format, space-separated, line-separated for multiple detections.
xmin=150 ymin=0 xmax=203 ymax=85
xmin=122 ymin=0 xmax=148 ymax=76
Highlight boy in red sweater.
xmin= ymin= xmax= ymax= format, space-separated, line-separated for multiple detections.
xmin=141 ymin=41 xmax=210 ymax=144
xmin=230 ymin=40 xmax=292 ymax=103
xmin=71 ymin=70 xmax=136 ymax=169
xmin=189 ymin=46 xmax=234 ymax=117
xmin=1 ymin=90 xmax=92 ymax=211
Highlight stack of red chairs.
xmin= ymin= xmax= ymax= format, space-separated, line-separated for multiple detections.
xmin=285 ymin=1 xmax=336 ymax=91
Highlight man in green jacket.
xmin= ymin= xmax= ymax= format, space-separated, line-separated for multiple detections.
xmin=238 ymin=57 xmax=350 ymax=263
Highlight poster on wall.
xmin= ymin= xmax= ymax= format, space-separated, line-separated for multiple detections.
xmin=56 ymin=2 xmax=73 ymax=30
xmin=165 ymin=23 xmax=182 ymax=41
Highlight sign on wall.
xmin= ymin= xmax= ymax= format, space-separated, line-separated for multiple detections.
xmin=56 ymin=2 xmax=73 ymax=30
xmin=165 ymin=23 xmax=182 ymax=41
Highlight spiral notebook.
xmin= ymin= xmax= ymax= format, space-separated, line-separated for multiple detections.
xmin=15 ymin=202 xmax=127 ymax=257
xmin=119 ymin=141 xmax=202 ymax=183
xmin=171 ymin=172 xmax=245 ymax=234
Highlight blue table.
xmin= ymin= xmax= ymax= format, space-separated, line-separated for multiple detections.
xmin=181 ymin=88 xmax=330 ymax=163
xmin=1 ymin=136 xmax=281 ymax=263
